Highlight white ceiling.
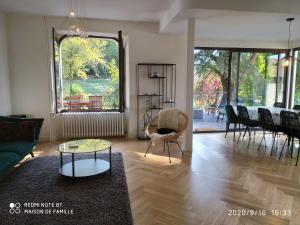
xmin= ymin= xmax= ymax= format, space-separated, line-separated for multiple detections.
xmin=164 ymin=10 xmax=300 ymax=42
xmin=0 ymin=0 xmax=175 ymax=22
xmin=1 ymin=0 xmax=300 ymax=42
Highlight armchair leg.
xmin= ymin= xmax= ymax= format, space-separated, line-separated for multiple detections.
xmin=30 ymin=152 xmax=35 ymax=158
xmin=166 ymin=142 xmax=171 ymax=163
xmin=144 ymin=142 xmax=152 ymax=157
xmin=175 ymin=141 xmax=184 ymax=155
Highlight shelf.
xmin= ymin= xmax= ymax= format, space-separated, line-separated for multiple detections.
xmin=138 ymin=94 xmax=162 ymax=97
xmin=137 ymin=62 xmax=176 ymax=140
xmin=149 ymin=76 xmax=167 ymax=79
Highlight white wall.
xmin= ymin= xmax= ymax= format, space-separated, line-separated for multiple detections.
xmin=0 ymin=12 xmax=11 ymax=115
xmin=7 ymin=14 xmax=50 ymax=140
xmin=6 ymin=14 xmax=186 ymax=140
xmin=5 ymin=13 xmax=290 ymax=141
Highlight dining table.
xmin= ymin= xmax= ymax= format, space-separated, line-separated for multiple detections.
xmin=234 ymin=106 xmax=300 ymax=124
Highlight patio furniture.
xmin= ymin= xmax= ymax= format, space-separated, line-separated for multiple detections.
xmin=144 ymin=109 xmax=188 ymax=163
xmin=216 ymin=93 xmax=227 ymax=122
xmin=237 ymin=105 xmax=260 ymax=146
xmin=193 ymin=108 xmax=203 ymax=119
xmin=205 ymin=92 xmax=227 ymax=122
xmin=89 ymin=96 xmax=103 ymax=109
xmin=224 ymin=105 xmax=239 ymax=140
xmin=65 ymin=95 xmax=83 ymax=109
xmin=257 ymin=108 xmax=283 ymax=155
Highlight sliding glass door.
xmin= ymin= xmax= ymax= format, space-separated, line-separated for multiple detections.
xmin=232 ymin=52 xmax=285 ymax=107
xmin=193 ymin=49 xmax=229 ymax=132
xmin=193 ymin=48 xmax=287 ymax=133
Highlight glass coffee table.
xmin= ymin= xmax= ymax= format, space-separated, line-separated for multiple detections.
xmin=57 ymin=139 xmax=112 ymax=177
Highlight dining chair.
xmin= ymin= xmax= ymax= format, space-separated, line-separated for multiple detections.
xmin=224 ymin=105 xmax=239 ymax=140
xmin=278 ymin=111 xmax=300 ymax=166
xmin=257 ymin=108 xmax=282 ymax=155
xmin=237 ymin=105 xmax=260 ymax=146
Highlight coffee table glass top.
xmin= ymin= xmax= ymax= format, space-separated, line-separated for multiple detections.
xmin=58 ymin=139 xmax=111 ymax=153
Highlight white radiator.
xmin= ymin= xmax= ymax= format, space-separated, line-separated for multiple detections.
xmin=57 ymin=112 xmax=124 ymax=139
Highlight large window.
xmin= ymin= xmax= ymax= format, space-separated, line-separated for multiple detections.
xmin=193 ymin=48 xmax=287 ymax=133
xmin=232 ymin=51 xmax=286 ymax=107
xmin=53 ymin=31 xmax=124 ymax=113
xmin=194 ymin=49 xmax=229 ymax=110
xmin=293 ymin=49 xmax=300 ymax=106
xmin=194 ymin=48 xmax=287 ymax=109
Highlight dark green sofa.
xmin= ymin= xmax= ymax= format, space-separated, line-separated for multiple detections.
xmin=0 ymin=116 xmax=44 ymax=177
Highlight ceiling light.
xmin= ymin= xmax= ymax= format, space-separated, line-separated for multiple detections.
xmin=284 ymin=17 xmax=294 ymax=67
xmin=67 ymin=0 xmax=87 ymax=38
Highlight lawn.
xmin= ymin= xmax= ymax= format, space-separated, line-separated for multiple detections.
xmin=63 ymin=79 xmax=113 ymax=97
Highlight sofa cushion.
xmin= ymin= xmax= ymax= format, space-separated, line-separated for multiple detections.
xmin=0 ymin=121 xmax=36 ymax=142
xmin=0 ymin=152 xmax=20 ymax=176
xmin=0 ymin=142 xmax=35 ymax=156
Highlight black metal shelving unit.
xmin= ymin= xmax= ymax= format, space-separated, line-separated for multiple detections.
xmin=136 ymin=63 xmax=176 ymax=140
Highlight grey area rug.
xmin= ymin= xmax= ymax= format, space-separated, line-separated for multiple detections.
xmin=0 ymin=153 xmax=133 ymax=225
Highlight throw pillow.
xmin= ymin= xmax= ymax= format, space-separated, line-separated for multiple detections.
xmin=157 ymin=128 xmax=176 ymax=135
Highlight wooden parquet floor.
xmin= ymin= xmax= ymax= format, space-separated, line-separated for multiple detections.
xmin=35 ymin=133 xmax=300 ymax=225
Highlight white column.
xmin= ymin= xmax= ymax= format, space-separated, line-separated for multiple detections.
xmin=184 ymin=18 xmax=195 ymax=151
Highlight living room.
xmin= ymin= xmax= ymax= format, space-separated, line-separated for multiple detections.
xmin=1 ymin=0 xmax=300 ymax=225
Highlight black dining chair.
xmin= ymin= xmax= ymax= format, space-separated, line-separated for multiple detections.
xmin=257 ymin=108 xmax=282 ymax=155
xmin=278 ymin=111 xmax=300 ymax=166
xmin=224 ymin=105 xmax=239 ymax=140
xmin=279 ymin=111 xmax=295 ymax=160
xmin=237 ymin=105 xmax=260 ymax=146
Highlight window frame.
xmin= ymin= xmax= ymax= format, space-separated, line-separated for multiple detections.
xmin=53 ymin=32 xmax=125 ymax=113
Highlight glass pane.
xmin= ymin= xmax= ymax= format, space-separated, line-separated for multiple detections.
xmin=294 ymin=50 xmax=300 ymax=105
xmin=237 ymin=52 xmax=277 ymax=107
xmin=59 ymin=37 xmax=119 ymax=111
xmin=277 ymin=53 xmax=286 ymax=103
xmin=230 ymin=52 xmax=239 ymax=105
xmin=193 ymin=49 xmax=229 ymax=132
xmin=194 ymin=49 xmax=229 ymax=109
xmin=54 ymin=40 xmax=62 ymax=111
